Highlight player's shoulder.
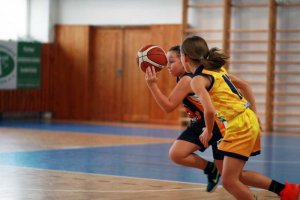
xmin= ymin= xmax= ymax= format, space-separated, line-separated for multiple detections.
xmin=182 ymin=72 xmax=193 ymax=78
xmin=203 ymin=66 xmax=226 ymax=74
xmin=177 ymin=73 xmax=192 ymax=85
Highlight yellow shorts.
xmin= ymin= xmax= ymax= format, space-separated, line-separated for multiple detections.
xmin=217 ymin=108 xmax=261 ymax=161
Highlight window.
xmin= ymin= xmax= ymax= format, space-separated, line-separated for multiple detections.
xmin=0 ymin=0 xmax=28 ymax=40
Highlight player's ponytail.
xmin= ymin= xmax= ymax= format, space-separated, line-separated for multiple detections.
xmin=181 ymin=35 xmax=228 ymax=70
xmin=203 ymin=47 xmax=229 ymax=70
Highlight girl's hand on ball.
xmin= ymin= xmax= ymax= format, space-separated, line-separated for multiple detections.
xmin=145 ymin=66 xmax=158 ymax=87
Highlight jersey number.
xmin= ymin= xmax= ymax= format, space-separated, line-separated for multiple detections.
xmin=222 ymin=75 xmax=243 ymax=99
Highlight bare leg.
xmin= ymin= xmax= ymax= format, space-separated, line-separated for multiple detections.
xmin=215 ymin=159 xmax=223 ymax=173
xmin=169 ymin=140 xmax=221 ymax=193
xmin=222 ymin=156 xmax=255 ymax=200
xmin=169 ymin=140 xmax=207 ymax=169
xmin=215 ymin=159 xmax=273 ymax=191
xmin=240 ymin=170 xmax=272 ymax=190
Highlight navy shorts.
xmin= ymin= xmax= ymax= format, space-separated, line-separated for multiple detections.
xmin=177 ymin=120 xmax=224 ymax=160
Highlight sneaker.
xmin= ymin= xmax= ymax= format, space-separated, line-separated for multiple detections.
xmin=280 ymin=181 xmax=300 ymax=200
xmin=206 ymin=165 xmax=221 ymax=192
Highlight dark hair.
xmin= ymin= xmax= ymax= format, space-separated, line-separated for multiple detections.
xmin=168 ymin=45 xmax=181 ymax=57
xmin=181 ymin=35 xmax=229 ymax=70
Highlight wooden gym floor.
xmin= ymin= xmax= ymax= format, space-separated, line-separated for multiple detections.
xmin=0 ymin=119 xmax=299 ymax=200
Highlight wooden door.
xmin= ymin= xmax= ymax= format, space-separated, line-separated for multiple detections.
xmin=89 ymin=27 xmax=123 ymax=121
xmin=149 ymin=25 xmax=182 ymax=125
xmin=53 ymin=25 xmax=90 ymax=119
xmin=122 ymin=27 xmax=152 ymax=122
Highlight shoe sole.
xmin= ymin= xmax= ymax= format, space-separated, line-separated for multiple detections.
xmin=207 ymin=184 xmax=218 ymax=193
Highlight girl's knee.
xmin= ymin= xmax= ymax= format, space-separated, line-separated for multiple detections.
xmin=168 ymin=148 xmax=183 ymax=164
xmin=222 ymin=177 xmax=234 ymax=191
xmin=222 ymin=179 xmax=229 ymax=189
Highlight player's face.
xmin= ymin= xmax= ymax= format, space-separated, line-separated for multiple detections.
xmin=166 ymin=51 xmax=184 ymax=77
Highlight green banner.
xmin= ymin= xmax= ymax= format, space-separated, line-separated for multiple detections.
xmin=0 ymin=40 xmax=41 ymax=89
xmin=17 ymin=42 xmax=41 ymax=89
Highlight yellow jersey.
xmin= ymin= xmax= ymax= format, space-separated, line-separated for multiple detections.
xmin=194 ymin=66 xmax=249 ymax=122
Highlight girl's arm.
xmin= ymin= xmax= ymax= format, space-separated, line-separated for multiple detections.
xmin=145 ymin=66 xmax=191 ymax=113
xmin=229 ymin=74 xmax=263 ymax=130
xmin=229 ymin=73 xmax=257 ymax=114
xmin=190 ymin=75 xmax=215 ymax=147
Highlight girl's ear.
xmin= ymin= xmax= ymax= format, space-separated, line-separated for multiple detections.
xmin=183 ymin=54 xmax=191 ymax=63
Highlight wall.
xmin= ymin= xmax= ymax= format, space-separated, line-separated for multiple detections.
xmin=52 ymin=25 xmax=182 ymax=124
xmin=3 ymin=0 xmax=299 ymax=130
xmin=185 ymin=0 xmax=300 ymax=132
xmin=27 ymin=0 xmax=182 ymax=42
xmin=55 ymin=0 xmax=182 ymax=25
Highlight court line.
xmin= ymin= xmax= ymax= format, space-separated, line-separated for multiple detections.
xmin=0 ymin=188 xmax=206 ymax=193
xmin=0 ymin=165 xmax=204 ymax=185
xmin=53 ymin=120 xmax=183 ymax=130
xmin=0 ymin=166 xmax=269 ymax=193
xmin=0 ymin=141 xmax=173 ymax=154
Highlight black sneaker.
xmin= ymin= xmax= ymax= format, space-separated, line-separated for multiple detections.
xmin=206 ymin=166 xmax=221 ymax=192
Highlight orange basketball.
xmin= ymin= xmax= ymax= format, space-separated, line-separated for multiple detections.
xmin=136 ymin=45 xmax=167 ymax=73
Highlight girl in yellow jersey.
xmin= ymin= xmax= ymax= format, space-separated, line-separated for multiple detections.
xmin=145 ymin=45 xmax=223 ymax=192
xmin=180 ymin=35 xmax=299 ymax=200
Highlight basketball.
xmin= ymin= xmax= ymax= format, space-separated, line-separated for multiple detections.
xmin=136 ymin=45 xmax=167 ymax=72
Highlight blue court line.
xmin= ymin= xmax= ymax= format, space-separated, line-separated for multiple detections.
xmin=0 ymin=142 xmax=299 ymax=184
xmin=0 ymin=119 xmax=181 ymax=138
xmin=0 ymin=119 xmax=299 ymax=184
xmin=0 ymin=143 xmax=206 ymax=183
xmin=1 ymin=120 xmax=300 ymax=147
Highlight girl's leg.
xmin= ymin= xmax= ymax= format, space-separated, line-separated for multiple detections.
xmin=214 ymin=159 xmax=223 ymax=173
xmin=240 ymin=170 xmax=272 ymax=190
xmin=169 ymin=139 xmax=220 ymax=192
xmin=169 ymin=140 xmax=206 ymax=169
xmin=216 ymin=157 xmax=291 ymax=197
xmin=219 ymin=161 xmax=288 ymax=197
xmin=215 ymin=160 xmax=272 ymax=190
xmin=240 ymin=171 xmax=294 ymax=198
xmin=222 ymin=156 xmax=255 ymax=200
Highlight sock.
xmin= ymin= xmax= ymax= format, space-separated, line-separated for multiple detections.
xmin=204 ymin=161 xmax=215 ymax=174
xmin=268 ymin=180 xmax=285 ymax=195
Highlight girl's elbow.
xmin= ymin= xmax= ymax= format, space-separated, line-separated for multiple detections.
xmin=205 ymin=109 xmax=215 ymax=118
